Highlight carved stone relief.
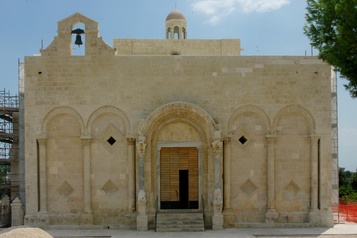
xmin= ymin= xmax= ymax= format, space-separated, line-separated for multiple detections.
xmin=57 ymin=181 xmax=74 ymax=198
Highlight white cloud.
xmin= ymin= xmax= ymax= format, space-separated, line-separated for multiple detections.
xmin=240 ymin=0 xmax=290 ymax=13
xmin=191 ymin=0 xmax=290 ymax=24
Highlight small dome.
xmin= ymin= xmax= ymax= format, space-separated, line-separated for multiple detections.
xmin=166 ymin=10 xmax=186 ymax=21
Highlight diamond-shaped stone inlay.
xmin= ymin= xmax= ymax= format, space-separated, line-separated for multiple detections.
xmin=239 ymin=135 xmax=248 ymax=145
xmin=57 ymin=180 xmax=74 ymax=197
xmin=233 ymin=124 xmax=255 ymax=148
xmin=284 ymin=180 xmax=300 ymax=197
xmin=101 ymin=179 xmax=118 ymax=195
xmin=101 ymin=124 xmax=123 ymax=153
xmin=107 ymin=136 xmax=116 ymax=146
xmin=240 ymin=179 xmax=258 ymax=197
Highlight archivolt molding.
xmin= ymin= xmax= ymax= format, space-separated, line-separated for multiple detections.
xmin=151 ymin=116 xmax=208 ymax=148
xmin=42 ymin=106 xmax=85 ymax=135
xmin=273 ymin=104 xmax=316 ymax=133
xmin=139 ymin=102 xmax=218 ymax=140
xmin=228 ymin=104 xmax=271 ymax=133
xmin=87 ymin=105 xmax=130 ymax=136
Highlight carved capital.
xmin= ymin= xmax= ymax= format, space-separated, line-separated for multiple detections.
xmin=81 ymin=137 xmax=92 ymax=146
xmin=266 ymin=135 xmax=278 ymax=145
xmin=309 ymin=134 xmax=320 ymax=142
xmin=37 ymin=138 xmax=47 ymax=146
xmin=223 ymin=137 xmax=232 ymax=145
xmin=126 ymin=137 xmax=136 ymax=145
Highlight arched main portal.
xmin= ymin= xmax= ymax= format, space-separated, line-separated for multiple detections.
xmin=156 ymin=122 xmax=202 ymax=210
xmin=139 ymin=102 xmax=217 ymax=212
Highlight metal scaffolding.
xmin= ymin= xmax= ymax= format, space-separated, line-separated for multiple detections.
xmin=331 ymin=68 xmax=339 ymax=223
xmin=0 ymin=88 xmax=19 ymax=200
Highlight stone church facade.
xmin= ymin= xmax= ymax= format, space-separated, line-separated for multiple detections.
xmin=23 ymin=12 xmax=334 ymax=229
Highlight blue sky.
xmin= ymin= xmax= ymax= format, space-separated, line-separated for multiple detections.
xmin=0 ymin=0 xmax=355 ymax=171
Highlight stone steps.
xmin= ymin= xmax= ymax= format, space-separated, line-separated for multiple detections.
xmin=156 ymin=212 xmax=205 ymax=232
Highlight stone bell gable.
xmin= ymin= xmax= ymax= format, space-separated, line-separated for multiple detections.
xmin=40 ymin=12 xmax=115 ymax=57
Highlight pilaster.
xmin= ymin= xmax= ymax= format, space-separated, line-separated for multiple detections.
xmin=81 ymin=136 xmax=93 ymax=224
xmin=127 ymin=137 xmax=136 ymax=212
xmin=37 ymin=138 xmax=48 ymax=215
xmin=223 ymin=137 xmax=231 ymax=211
xmin=309 ymin=134 xmax=320 ymax=224
xmin=265 ymin=134 xmax=279 ymax=223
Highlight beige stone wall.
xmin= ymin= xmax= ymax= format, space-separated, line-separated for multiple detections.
xmin=23 ymin=13 xmax=333 ymax=228
xmin=114 ymin=39 xmax=241 ymax=56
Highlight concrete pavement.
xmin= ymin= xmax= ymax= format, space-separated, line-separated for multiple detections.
xmin=46 ymin=224 xmax=357 ymax=238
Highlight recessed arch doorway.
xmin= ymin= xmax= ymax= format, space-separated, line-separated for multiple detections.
xmin=140 ymin=102 xmax=217 ymax=214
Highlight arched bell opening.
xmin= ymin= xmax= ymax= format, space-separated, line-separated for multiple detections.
xmin=71 ymin=23 xmax=85 ymax=56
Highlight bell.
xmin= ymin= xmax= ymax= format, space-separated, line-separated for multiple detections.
xmin=74 ymin=34 xmax=83 ymax=46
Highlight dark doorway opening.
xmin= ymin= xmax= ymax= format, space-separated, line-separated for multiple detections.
xmin=179 ymin=170 xmax=189 ymax=209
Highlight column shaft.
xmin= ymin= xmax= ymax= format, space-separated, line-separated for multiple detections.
xmin=223 ymin=138 xmax=231 ymax=210
xmin=266 ymin=136 xmax=277 ymax=210
xmin=38 ymin=139 xmax=47 ymax=213
xmin=127 ymin=138 xmax=136 ymax=211
xmin=136 ymin=138 xmax=146 ymax=190
xmin=310 ymin=136 xmax=320 ymax=210
xmin=82 ymin=138 xmax=92 ymax=213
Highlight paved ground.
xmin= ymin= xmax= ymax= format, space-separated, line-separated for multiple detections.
xmin=46 ymin=224 xmax=357 ymax=238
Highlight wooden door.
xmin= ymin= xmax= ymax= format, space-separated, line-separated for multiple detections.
xmin=160 ymin=147 xmax=198 ymax=209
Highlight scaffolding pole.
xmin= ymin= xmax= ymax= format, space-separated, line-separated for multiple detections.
xmin=0 ymin=88 xmax=19 ymax=200
xmin=331 ymin=68 xmax=339 ymax=223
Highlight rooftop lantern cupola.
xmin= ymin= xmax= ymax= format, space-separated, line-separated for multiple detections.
xmin=165 ymin=10 xmax=187 ymax=40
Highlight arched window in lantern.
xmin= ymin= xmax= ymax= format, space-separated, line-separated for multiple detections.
xmin=71 ymin=23 xmax=85 ymax=56
xmin=174 ymin=26 xmax=180 ymax=39
xmin=167 ymin=27 xmax=172 ymax=39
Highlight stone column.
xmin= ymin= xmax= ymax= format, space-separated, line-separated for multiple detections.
xmin=37 ymin=138 xmax=48 ymax=214
xmin=136 ymin=134 xmax=148 ymax=231
xmin=82 ymin=137 xmax=92 ymax=213
xmin=170 ymin=29 xmax=174 ymax=39
xmin=127 ymin=137 xmax=136 ymax=212
xmin=211 ymin=129 xmax=223 ymax=230
xmin=81 ymin=137 xmax=93 ymax=224
xmin=223 ymin=137 xmax=231 ymax=211
xmin=265 ymin=134 xmax=279 ymax=223
xmin=309 ymin=134 xmax=321 ymax=223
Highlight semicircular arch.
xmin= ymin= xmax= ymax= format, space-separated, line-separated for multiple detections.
xmin=140 ymin=101 xmax=217 ymax=138
xmin=273 ymin=104 xmax=316 ymax=134
xmin=228 ymin=104 xmax=271 ymax=134
xmin=87 ymin=105 xmax=130 ymax=136
xmin=42 ymin=106 xmax=85 ymax=135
